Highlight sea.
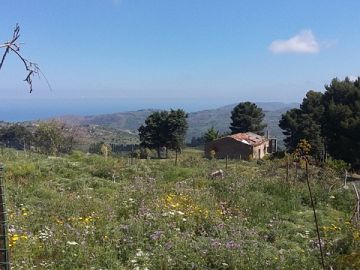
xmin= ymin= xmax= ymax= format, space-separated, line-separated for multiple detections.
xmin=0 ymin=97 xmax=230 ymax=122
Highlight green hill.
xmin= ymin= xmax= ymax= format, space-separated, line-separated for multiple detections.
xmin=52 ymin=102 xmax=299 ymax=147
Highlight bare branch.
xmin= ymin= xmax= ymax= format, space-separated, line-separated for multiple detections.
xmin=0 ymin=24 xmax=49 ymax=93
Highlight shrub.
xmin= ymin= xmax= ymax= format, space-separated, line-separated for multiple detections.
xmin=325 ymin=158 xmax=350 ymax=173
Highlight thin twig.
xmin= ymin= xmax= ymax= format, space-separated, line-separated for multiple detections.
xmin=305 ymin=159 xmax=326 ymax=270
xmin=0 ymin=24 xmax=50 ymax=93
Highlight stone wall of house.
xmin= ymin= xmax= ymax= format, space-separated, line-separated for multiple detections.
xmin=252 ymin=141 xmax=270 ymax=159
xmin=204 ymin=137 xmax=253 ymax=160
xmin=205 ymin=137 xmax=270 ymax=160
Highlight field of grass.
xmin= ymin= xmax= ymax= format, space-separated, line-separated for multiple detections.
xmin=1 ymin=148 xmax=359 ymax=269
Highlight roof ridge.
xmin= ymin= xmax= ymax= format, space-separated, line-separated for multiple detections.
xmin=227 ymin=132 xmax=267 ymax=145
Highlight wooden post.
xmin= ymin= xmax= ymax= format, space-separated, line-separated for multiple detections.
xmin=344 ymin=170 xmax=348 ymax=187
xmin=305 ymin=160 xmax=325 ymax=270
xmin=226 ymin=155 xmax=228 ymax=169
xmin=352 ymin=184 xmax=360 ymax=223
xmin=0 ymin=164 xmax=10 ymax=270
xmin=131 ymin=144 xmax=134 ymax=165
xmin=175 ymin=149 xmax=178 ymax=166
xmin=286 ymin=156 xmax=289 ymax=182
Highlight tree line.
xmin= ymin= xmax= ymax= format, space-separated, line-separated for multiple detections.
xmin=139 ymin=102 xmax=268 ymax=155
xmin=0 ymin=121 xmax=76 ymax=155
xmin=2 ymin=77 xmax=357 ymax=168
xmin=279 ymin=77 xmax=360 ymax=169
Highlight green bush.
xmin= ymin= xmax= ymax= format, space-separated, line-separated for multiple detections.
xmin=325 ymin=158 xmax=350 ymax=173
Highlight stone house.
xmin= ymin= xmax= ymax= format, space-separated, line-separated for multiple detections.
xmin=204 ymin=132 xmax=277 ymax=160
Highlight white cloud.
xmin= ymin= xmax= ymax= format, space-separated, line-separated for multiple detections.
xmin=269 ymin=30 xmax=320 ymax=54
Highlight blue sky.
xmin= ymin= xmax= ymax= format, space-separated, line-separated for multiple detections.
xmin=1 ymin=0 xmax=360 ymax=111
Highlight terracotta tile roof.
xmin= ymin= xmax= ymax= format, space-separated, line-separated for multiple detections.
xmin=228 ymin=132 xmax=267 ymax=146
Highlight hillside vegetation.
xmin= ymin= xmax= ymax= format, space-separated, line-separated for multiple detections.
xmin=2 ymin=148 xmax=359 ymax=269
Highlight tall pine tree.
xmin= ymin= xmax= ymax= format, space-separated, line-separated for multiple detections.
xmin=279 ymin=91 xmax=324 ymax=156
xmin=138 ymin=109 xmax=188 ymax=158
xmin=229 ymin=102 xmax=266 ymax=135
xmin=322 ymin=77 xmax=360 ymax=168
xmin=279 ymin=78 xmax=360 ymax=168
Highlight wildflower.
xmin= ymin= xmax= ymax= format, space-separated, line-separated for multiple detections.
xmin=38 ymin=226 xmax=53 ymax=241
xmin=55 ymin=219 xmax=63 ymax=224
xmin=353 ymin=231 xmax=360 ymax=240
xmin=9 ymin=233 xmax=29 ymax=247
xmin=150 ymin=230 xmax=163 ymax=241
xmin=225 ymin=241 xmax=240 ymax=249
xmin=84 ymin=217 xmax=92 ymax=223
xmin=296 ymin=233 xmax=307 ymax=239
xmin=211 ymin=239 xmax=222 ymax=248
xmin=12 ymin=234 xmax=19 ymax=241
xmin=135 ymin=248 xmax=147 ymax=257
xmin=165 ymin=242 xmax=173 ymax=250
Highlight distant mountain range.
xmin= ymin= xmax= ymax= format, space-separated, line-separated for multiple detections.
xmin=51 ymin=102 xmax=299 ymax=148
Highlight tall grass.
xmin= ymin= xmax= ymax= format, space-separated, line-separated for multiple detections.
xmin=1 ymin=148 xmax=358 ymax=269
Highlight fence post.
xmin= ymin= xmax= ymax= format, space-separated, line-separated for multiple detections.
xmin=286 ymin=155 xmax=290 ymax=182
xmin=344 ymin=170 xmax=348 ymax=187
xmin=131 ymin=144 xmax=134 ymax=165
xmin=226 ymin=155 xmax=228 ymax=169
xmin=175 ymin=150 xmax=178 ymax=166
xmin=0 ymin=164 xmax=10 ymax=270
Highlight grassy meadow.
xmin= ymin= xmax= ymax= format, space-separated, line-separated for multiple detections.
xmin=1 ymin=148 xmax=359 ymax=269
